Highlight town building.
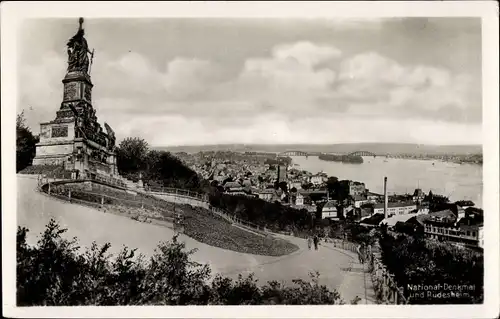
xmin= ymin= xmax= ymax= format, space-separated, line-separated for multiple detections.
xmin=32 ymin=18 xmax=119 ymax=180
xmin=224 ymin=181 xmax=245 ymax=195
xmin=417 ymin=210 xmax=484 ymax=249
xmin=309 ymin=174 xmax=326 ymax=185
xmin=288 ymin=180 xmax=303 ymax=191
xmin=416 ymin=204 xmax=430 ymax=214
xmin=322 ymin=201 xmax=339 ymax=220
xmin=366 ymin=191 xmax=383 ymax=202
xmin=455 ymin=200 xmax=476 ymax=210
xmin=343 ymin=205 xmax=356 ymax=220
xmin=412 ymin=188 xmax=426 ymax=203
xmin=348 ymin=181 xmax=366 ymax=196
xmin=378 ymin=211 xmax=427 ymax=228
xmin=292 ymin=192 xmax=305 ymax=206
xmin=352 ymin=195 xmax=370 ymax=208
xmin=258 ymin=189 xmax=275 ymax=201
xmin=373 ymin=202 xmax=417 ymax=217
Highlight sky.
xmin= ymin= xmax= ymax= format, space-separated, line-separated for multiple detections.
xmin=18 ymin=17 xmax=482 ymax=146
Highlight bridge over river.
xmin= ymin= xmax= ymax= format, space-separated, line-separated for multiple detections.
xmin=16 ymin=174 xmax=376 ymax=304
xmin=278 ymin=150 xmax=379 ymax=157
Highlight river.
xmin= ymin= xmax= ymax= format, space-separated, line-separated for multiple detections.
xmin=290 ymin=156 xmax=483 ymax=207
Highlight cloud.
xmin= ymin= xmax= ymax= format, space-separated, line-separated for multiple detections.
xmin=18 ymin=51 xmax=66 ymax=130
xmin=100 ymin=114 xmax=481 ymax=146
xmin=327 ymin=18 xmax=383 ymax=30
xmin=18 ymin=38 xmax=481 ymax=146
xmin=164 ymin=58 xmax=224 ymax=99
xmin=219 ymin=41 xmax=341 ymax=117
xmin=271 ymin=41 xmax=342 ymax=67
xmin=334 ymin=52 xmax=479 ymax=120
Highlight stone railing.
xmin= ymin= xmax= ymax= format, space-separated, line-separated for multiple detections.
xmin=37 ymin=176 xmax=175 ymax=226
xmin=148 ymin=186 xmax=209 ymax=202
xmin=369 ymin=242 xmax=408 ymax=304
xmin=37 ymin=176 xmax=270 ymax=237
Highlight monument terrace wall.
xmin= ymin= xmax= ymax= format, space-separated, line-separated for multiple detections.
xmin=149 ymin=191 xmax=210 ymax=210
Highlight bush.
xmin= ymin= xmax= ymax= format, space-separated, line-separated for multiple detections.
xmin=16 ymin=111 xmax=39 ymax=172
xmin=17 ymin=220 xmax=353 ymax=306
xmin=208 ymin=191 xmax=312 ymax=234
xmin=379 ymin=232 xmax=483 ymax=304
xmin=115 ymin=137 xmax=205 ymax=192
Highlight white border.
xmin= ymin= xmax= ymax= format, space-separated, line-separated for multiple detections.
xmin=2 ymin=1 xmax=499 ymax=318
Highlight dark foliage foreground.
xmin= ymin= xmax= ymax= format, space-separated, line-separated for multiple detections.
xmin=379 ymin=232 xmax=484 ymax=304
xmin=17 ymin=220 xmax=358 ymax=306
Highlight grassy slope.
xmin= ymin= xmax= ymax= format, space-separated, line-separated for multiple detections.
xmin=177 ymin=205 xmax=299 ymax=256
xmin=46 ymin=180 xmax=298 ymax=257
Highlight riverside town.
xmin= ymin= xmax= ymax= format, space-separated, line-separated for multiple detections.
xmin=14 ymin=17 xmax=484 ymax=307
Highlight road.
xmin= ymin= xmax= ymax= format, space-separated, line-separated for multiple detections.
xmin=16 ymin=174 xmax=375 ymax=304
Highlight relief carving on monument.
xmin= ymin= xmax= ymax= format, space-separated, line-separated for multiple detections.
xmin=51 ymin=126 xmax=69 ymax=138
xmin=57 ymin=110 xmax=74 ymax=119
xmin=84 ymin=84 xmax=92 ymax=101
xmin=63 ymin=83 xmax=79 ymax=101
xmin=40 ymin=126 xmax=51 ymax=139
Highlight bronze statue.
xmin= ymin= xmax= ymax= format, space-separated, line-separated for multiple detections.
xmin=67 ymin=18 xmax=93 ymax=73
xmin=104 ymin=122 xmax=116 ymax=150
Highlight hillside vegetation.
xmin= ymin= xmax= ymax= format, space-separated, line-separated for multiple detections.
xmin=208 ymin=191 xmax=315 ymax=236
xmin=44 ymin=181 xmax=298 ymax=256
xmin=116 ymin=137 xmax=208 ymax=192
xmin=17 ymin=220 xmax=354 ymax=306
xmin=379 ymin=230 xmax=483 ymax=304
xmin=182 ymin=206 xmax=299 ymax=256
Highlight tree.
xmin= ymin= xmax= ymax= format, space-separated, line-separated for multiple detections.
xmin=326 ymin=176 xmax=338 ymax=190
xmin=147 ymin=151 xmax=201 ymax=190
xmin=302 ymin=183 xmax=313 ymax=190
xmin=379 ymin=232 xmax=483 ymax=304
xmin=116 ymin=137 xmax=149 ymax=175
xmin=210 ymin=180 xmax=219 ymax=187
xmin=16 ymin=111 xmax=39 ymax=172
xmin=277 ymin=181 xmax=288 ymax=193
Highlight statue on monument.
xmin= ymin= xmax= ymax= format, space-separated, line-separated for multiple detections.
xmin=67 ymin=18 xmax=94 ymax=73
xmin=104 ymin=123 xmax=117 ymax=150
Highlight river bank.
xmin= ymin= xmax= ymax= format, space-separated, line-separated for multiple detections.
xmin=291 ymin=155 xmax=482 ymax=206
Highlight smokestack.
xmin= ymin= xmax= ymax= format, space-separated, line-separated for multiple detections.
xmin=277 ymin=164 xmax=281 ymax=183
xmin=384 ymin=177 xmax=388 ymax=219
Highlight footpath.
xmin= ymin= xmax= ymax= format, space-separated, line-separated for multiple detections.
xmin=26 ymin=174 xmax=377 ymax=305
xmin=320 ymin=241 xmax=377 ymax=304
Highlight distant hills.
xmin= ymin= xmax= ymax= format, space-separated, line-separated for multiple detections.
xmin=153 ymin=143 xmax=482 ymax=156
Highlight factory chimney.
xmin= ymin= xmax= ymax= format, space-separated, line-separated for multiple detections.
xmin=383 ymin=177 xmax=388 ymax=219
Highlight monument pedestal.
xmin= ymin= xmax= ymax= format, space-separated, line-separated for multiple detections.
xmin=32 ymin=21 xmax=119 ymax=180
